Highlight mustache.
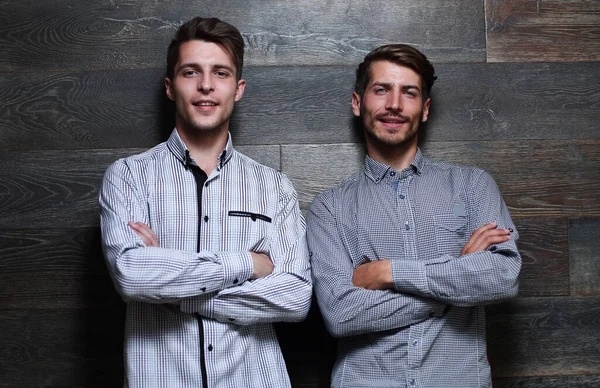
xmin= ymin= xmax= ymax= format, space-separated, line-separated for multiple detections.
xmin=375 ymin=113 xmax=411 ymax=122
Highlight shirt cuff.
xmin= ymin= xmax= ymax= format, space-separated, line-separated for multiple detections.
xmin=391 ymin=259 xmax=428 ymax=295
xmin=219 ymin=251 xmax=254 ymax=290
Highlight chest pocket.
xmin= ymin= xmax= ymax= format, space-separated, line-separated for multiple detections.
xmin=434 ymin=213 xmax=467 ymax=257
xmin=226 ymin=210 xmax=273 ymax=253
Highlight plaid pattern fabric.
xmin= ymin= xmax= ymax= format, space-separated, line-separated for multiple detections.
xmin=307 ymin=149 xmax=521 ymax=388
xmin=100 ymin=130 xmax=312 ymax=388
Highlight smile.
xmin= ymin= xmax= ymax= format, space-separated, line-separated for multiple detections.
xmin=192 ymin=101 xmax=218 ymax=107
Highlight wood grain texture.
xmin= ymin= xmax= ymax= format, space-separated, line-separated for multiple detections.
xmin=0 ymin=0 xmax=484 ymax=73
xmin=514 ymin=218 xmax=569 ymax=296
xmin=486 ymin=0 xmax=600 ymax=62
xmin=569 ymin=218 xmax=600 ymax=296
xmin=0 ymin=145 xmax=279 ymax=229
xmin=0 ymin=228 xmax=122 ymax=309
xmin=493 ymin=374 xmax=600 ymax=388
xmin=2 ymin=63 xmax=598 ymax=151
xmin=0 ymin=308 xmax=124 ymax=388
xmin=486 ymin=296 xmax=600 ymax=377
xmin=282 ymin=139 xmax=600 ymax=219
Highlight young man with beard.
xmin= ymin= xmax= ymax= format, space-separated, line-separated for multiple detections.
xmin=99 ymin=17 xmax=311 ymax=388
xmin=307 ymin=44 xmax=521 ymax=387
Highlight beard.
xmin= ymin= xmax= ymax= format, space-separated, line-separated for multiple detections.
xmin=362 ymin=108 xmax=423 ymax=149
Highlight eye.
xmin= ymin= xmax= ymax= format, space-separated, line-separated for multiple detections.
xmin=215 ymin=70 xmax=230 ymax=78
xmin=183 ymin=69 xmax=198 ymax=77
xmin=405 ymin=90 xmax=418 ymax=98
xmin=374 ymin=87 xmax=387 ymax=94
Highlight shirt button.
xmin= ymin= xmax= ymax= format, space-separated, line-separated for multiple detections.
xmin=233 ymin=278 xmax=239 ymax=284
xmin=203 ymin=215 xmax=209 ymax=222
xmin=399 ymin=194 xmax=405 ymax=199
xmin=208 ymin=344 xmax=213 ymax=352
xmin=201 ymin=287 xmax=206 ymax=292
xmin=408 ymin=378 xmax=415 ymax=385
xmin=404 ymin=222 xmax=410 ymax=230
xmin=412 ymin=339 xmax=419 ymax=346
xmin=390 ymin=171 xmax=396 ymax=176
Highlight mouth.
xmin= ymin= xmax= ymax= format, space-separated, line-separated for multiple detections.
xmin=192 ymin=100 xmax=218 ymax=108
xmin=377 ymin=114 xmax=409 ymax=127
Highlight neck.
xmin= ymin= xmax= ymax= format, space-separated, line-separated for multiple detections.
xmin=366 ymin=138 xmax=418 ymax=172
xmin=176 ymin=126 xmax=229 ymax=173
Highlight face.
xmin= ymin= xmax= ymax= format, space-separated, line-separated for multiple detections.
xmin=165 ymin=40 xmax=245 ymax=136
xmin=352 ymin=60 xmax=430 ymax=151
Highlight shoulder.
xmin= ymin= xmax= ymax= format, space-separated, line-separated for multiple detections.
xmin=105 ymin=142 xmax=169 ymax=174
xmin=231 ymin=150 xmax=297 ymax=195
xmin=309 ymin=170 xmax=363 ymax=213
xmin=421 ymin=156 xmax=491 ymax=183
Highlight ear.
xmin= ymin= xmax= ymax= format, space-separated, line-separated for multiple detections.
xmin=351 ymin=92 xmax=362 ymax=117
xmin=234 ymin=79 xmax=246 ymax=102
xmin=421 ymin=97 xmax=431 ymax=122
xmin=165 ymin=77 xmax=174 ymax=101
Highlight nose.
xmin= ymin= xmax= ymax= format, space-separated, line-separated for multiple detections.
xmin=386 ymin=91 xmax=402 ymax=112
xmin=198 ymin=73 xmax=214 ymax=93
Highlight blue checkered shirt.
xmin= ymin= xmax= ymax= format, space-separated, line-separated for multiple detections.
xmin=307 ymin=149 xmax=521 ymax=388
xmin=100 ymin=130 xmax=312 ymax=387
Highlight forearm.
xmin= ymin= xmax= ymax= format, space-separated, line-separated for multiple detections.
xmin=392 ymin=239 xmax=521 ymax=306
xmin=180 ymin=269 xmax=312 ymax=324
xmin=102 ymin=241 xmax=253 ymax=303
xmin=315 ymin=279 xmax=445 ymax=337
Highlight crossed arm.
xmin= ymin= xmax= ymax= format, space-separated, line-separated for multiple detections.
xmin=100 ymin=161 xmax=312 ymax=325
xmin=307 ymin=171 xmax=521 ymax=337
xmin=353 ymin=221 xmax=511 ymax=289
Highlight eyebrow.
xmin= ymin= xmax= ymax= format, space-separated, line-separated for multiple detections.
xmin=177 ymin=62 xmax=235 ymax=73
xmin=371 ymin=82 xmax=421 ymax=91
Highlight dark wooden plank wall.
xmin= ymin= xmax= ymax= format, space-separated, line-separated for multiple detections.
xmin=0 ymin=0 xmax=598 ymax=386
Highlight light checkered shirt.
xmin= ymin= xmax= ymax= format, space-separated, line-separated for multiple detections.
xmin=307 ymin=149 xmax=521 ymax=388
xmin=100 ymin=129 xmax=312 ymax=388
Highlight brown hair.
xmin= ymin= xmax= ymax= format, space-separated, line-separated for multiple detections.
xmin=167 ymin=17 xmax=244 ymax=80
xmin=355 ymin=44 xmax=436 ymax=101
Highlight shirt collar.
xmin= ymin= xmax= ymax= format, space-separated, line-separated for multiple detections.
xmin=364 ymin=148 xmax=425 ymax=183
xmin=166 ymin=129 xmax=234 ymax=170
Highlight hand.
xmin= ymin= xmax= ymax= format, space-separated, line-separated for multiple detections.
xmin=352 ymin=259 xmax=393 ymax=290
xmin=250 ymin=252 xmax=274 ymax=279
xmin=128 ymin=221 xmax=159 ymax=247
xmin=460 ymin=222 xmax=511 ymax=256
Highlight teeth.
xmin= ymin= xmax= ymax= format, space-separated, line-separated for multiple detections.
xmin=195 ymin=102 xmax=216 ymax=106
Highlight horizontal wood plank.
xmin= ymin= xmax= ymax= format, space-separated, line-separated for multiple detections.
xmin=0 ymin=145 xmax=279 ymax=229
xmin=282 ymin=139 xmax=600 ymax=219
xmin=0 ymin=219 xmax=567 ymax=310
xmin=0 ymin=0 xmax=484 ymax=72
xmin=569 ymin=218 xmax=600 ymax=296
xmin=514 ymin=218 xmax=569 ymax=297
xmin=486 ymin=296 xmax=600 ymax=377
xmin=0 ymin=228 xmax=121 ymax=309
xmin=2 ymin=63 xmax=598 ymax=151
xmin=486 ymin=0 xmax=600 ymax=62
xmin=493 ymin=374 xmax=600 ymax=388
xmin=0 ymin=308 xmax=124 ymax=388
xmin=0 ymin=140 xmax=595 ymax=229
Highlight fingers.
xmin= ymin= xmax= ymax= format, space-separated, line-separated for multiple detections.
xmin=128 ymin=221 xmax=159 ymax=247
xmin=250 ymin=252 xmax=274 ymax=279
xmin=461 ymin=222 xmax=511 ymax=256
xmin=352 ymin=260 xmax=392 ymax=290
